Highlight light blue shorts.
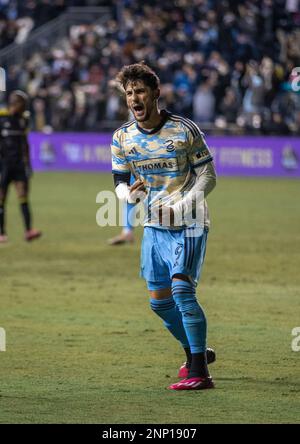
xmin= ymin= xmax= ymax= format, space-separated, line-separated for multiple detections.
xmin=140 ymin=226 xmax=208 ymax=291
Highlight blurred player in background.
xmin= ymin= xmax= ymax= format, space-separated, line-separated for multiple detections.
xmin=0 ymin=90 xmax=42 ymax=243
xmin=111 ymin=63 xmax=217 ymax=391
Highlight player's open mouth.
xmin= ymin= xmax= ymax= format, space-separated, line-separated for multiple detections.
xmin=133 ymin=104 xmax=145 ymax=117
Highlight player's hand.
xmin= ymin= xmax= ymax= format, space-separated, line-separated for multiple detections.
xmin=128 ymin=179 xmax=147 ymax=204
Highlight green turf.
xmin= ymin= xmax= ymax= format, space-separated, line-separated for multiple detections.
xmin=0 ymin=173 xmax=299 ymax=424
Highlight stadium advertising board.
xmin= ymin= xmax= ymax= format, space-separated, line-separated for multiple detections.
xmin=29 ymin=133 xmax=300 ymax=177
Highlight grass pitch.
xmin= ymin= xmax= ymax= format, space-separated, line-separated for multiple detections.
xmin=0 ymin=172 xmax=299 ymax=424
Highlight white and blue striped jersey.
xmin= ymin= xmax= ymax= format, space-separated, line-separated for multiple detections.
xmin=111 ymin=110 xmax=214 ymax=228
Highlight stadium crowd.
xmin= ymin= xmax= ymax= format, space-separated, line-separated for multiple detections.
xmin=1 ymin=0 xmax=300 ymax=134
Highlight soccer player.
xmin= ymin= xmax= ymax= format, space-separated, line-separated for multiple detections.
xmin=111 ymin=63 xmax=217 ymax=391
xmin=0 ymin=90 xmax=42 ymax=243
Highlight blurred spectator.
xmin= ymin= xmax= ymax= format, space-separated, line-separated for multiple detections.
xmin=262 ymin=111 xmax=291 ymax=134
xmin=0 ymin=0 xmax=299 ymax=134
xmin=193 ymin=74 xmax=216 ymax=123
xmin=242 ymin=62 xmax=265 ymax=114
xmin=219 ymin=87 xmax=240 ymax=124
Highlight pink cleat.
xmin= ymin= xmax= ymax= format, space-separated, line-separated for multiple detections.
xmin=169 ymin=376 xmax=215 ymax=391
xmin=25 ymin=229 xmax=42 ymax=242
xmin=0 ymin=234 xmax=8 ymax=244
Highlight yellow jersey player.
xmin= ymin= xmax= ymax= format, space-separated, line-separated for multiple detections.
xmin=111 ymin=63 xmax=216 ymax=391
xmin=0 ymin=91 xmax=41 ymax=243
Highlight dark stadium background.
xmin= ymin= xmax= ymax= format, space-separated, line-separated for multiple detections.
xmin=1 ymin=0 xmax=300 ymax=135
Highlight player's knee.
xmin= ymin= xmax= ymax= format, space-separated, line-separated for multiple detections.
xmin=148 ymin=283 xmax=172 ymax=299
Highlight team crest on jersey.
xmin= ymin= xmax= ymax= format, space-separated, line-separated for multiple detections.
xmin=165 ymin=140 xmax=175 ymax=152
xmin=132 ymin=157 xmax=179 ymax=175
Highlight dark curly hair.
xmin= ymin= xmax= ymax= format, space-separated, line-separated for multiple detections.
xmin=116 ymin=62 xmax=160 ymax=91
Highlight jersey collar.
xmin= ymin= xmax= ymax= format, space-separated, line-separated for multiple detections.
xmin=135 ymin=109 xmax=171 ymax=135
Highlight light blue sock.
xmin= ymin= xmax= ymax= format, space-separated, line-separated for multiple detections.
xmin=150 ymin=297 xmax=189 ymax=348
xmin=172 ymin=280 xmax=207 ymax=353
